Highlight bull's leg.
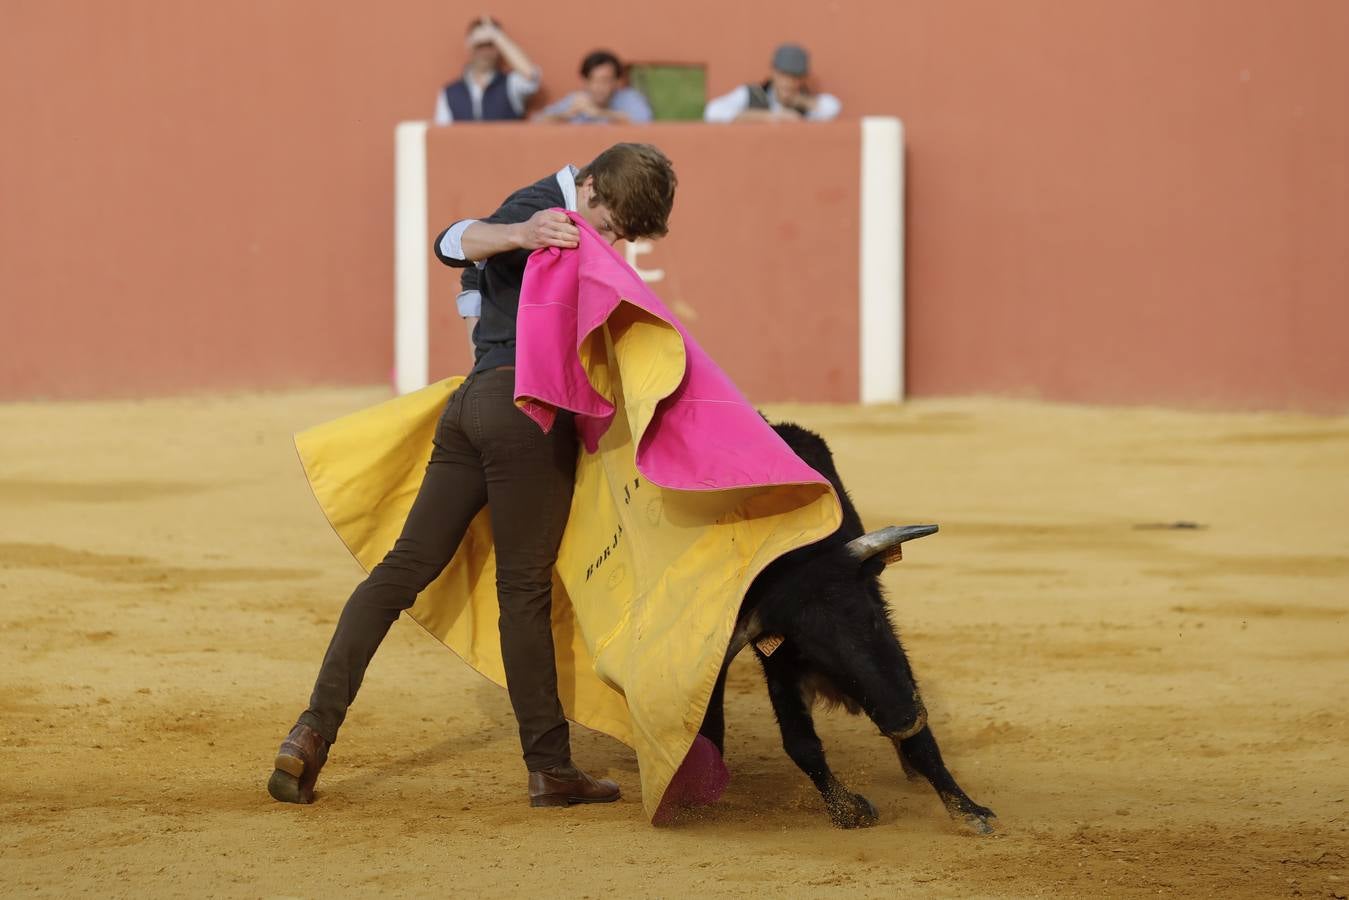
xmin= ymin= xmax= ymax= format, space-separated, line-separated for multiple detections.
xmin=759 ymin=651 xmax=879 ymax=829
xmin=895 ymin=727 xmax=997 ymax=834
xmin=898 ymin=747 xmax=923 ymax=781
xmin=797 ymin=634 xmax=996 ymax=834
xmin=698 ymin=664 xmax=729 ymax=755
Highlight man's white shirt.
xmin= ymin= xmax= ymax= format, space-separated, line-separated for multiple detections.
xmin=703 ymin=84 xmax=841 ymax=123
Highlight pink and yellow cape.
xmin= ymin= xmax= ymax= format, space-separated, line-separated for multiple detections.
xmin=296 ymin=213 xmax=840 ymax=821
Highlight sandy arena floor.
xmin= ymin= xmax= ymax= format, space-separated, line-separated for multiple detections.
xmin=1 ymin=388 xmax=1346 ymax=898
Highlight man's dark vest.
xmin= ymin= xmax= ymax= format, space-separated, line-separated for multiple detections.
xmin=746 ymin=80 xmax=813 ymax=114
xmin=746 ymin=80 xmax=774 ymax=110
xmin=443 ymin=71 xmax=519 ymax=121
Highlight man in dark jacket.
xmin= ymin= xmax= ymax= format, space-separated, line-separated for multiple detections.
xmin=268 ymin=143 xmax=677 ymax=811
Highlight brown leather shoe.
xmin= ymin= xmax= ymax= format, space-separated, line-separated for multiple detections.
xmin=267 ymin=722 xmax=329 ymax=804
xmin=528 ymin=763 xmax=621 ymax=808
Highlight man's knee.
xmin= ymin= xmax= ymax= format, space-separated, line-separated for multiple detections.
xmin=381 ymin=537 xmax=451 ymax=579
xmin=496 ymin=574 xmax=555 ymax=621
xmin=353 ymin=551 xmax=447 ymax=610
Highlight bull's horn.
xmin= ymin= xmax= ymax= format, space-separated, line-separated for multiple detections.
xmin=845 ymin=524 xmax=939 ymax=566
xmin=722 ymin=610 xmax=763 ymax=667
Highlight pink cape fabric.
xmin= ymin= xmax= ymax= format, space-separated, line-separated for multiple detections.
xmin=512 ymin=211 xmax=829 ymax=819
xmin=513 ymin=211 xmax=828 ymax=493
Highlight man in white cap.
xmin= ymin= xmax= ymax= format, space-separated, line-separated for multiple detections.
xmin=704 ymin=43 xmax=841 ymax=123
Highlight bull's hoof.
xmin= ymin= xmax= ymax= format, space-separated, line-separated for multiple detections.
xmin=947 ymin=799 xmax=998 ymax=835
xmin=958 ymin=811 xmax=997 ymax=835
xmin=827 ymin=792 xmax=879 ymax=829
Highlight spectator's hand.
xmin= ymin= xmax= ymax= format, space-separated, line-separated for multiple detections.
xmin=772 ymin=107 xmax=804 ymax=121
xmin=513 ymin=210 xmax=579 ymax=250
xmin=476 ymin=15 xmax=501 ymax=42
xmin=569 ymin=94 xmax=603 ymax=118
xmin=466 ymin=24 xmax=492 ymax=47
xmin=466 ymin=17 xmax=501 ymax=48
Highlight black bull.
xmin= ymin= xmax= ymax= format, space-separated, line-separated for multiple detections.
xmin=697 ymin=422 xmax=997 ymax=833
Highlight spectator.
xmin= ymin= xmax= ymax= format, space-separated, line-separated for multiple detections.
xmin=534 ymin=50 xmax=653 ymax=124
xmin=435 ymin=17 xmax=540 ymax=124
xmin=704 ymin=43 xmax=841 ymax=123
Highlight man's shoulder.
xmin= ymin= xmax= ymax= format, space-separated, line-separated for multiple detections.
xmin=710 ymin=83 xmax=752 ymax=103
xmin=614 ymin=86 xmax=649 ymax=104
xmin=486 ymin=170 xmax=568 ymax=224
xmin=518 ymin=170 xmax=568 ymax=202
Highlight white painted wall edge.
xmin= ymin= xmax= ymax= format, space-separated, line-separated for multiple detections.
xmin=394 ymin=120 xmax=430 ymax=395
xmin=859 ymin=116 xmax=905 ymax=404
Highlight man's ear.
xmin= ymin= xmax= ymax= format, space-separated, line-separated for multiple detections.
xmin=582 ymin=178 xmax=604 ymax=209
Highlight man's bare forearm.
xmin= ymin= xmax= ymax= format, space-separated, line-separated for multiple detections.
xmin=494 ymin=31 xmax=538 ymax=81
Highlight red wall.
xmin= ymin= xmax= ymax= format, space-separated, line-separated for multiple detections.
xmin=2 ymin=0 xmax=1346 ymax=410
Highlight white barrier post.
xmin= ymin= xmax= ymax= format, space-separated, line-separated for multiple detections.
xmin=394 ymin=121 xmax=430 ymax=395
xmin=859 ymin=116 xmax=904 ymax=404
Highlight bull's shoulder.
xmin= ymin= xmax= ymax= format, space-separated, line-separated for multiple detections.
xmin=769 ymin=421 xmax=837 ymax=472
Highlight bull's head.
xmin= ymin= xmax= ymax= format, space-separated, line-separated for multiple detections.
xmin=845 ymin=524 xmax=938 ymax=568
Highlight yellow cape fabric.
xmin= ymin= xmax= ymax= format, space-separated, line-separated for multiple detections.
xmin=295 ymin=319 xmax=839 ymax=820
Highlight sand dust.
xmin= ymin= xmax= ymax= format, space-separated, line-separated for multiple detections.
xmin=1 ymin=389 xmax=1346 ymax=898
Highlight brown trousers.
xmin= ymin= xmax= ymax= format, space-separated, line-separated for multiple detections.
xmin=298 ymin=367 xmax=578 ymax=771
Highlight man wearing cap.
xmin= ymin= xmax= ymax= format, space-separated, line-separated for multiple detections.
xmin=435 ymin=16 xmax=541 ymax=124
xmin=704 ymin=43 xmax=841 ymax=123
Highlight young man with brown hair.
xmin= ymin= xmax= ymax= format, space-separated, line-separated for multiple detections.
xmin=532 ymin=50 xmax=653 ymax=124
xmin=268 ymin=143 xmax=677 ymax=810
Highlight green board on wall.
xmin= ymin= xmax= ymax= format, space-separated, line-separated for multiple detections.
xmin=629 ymin=64 xmax=707 ymax=121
